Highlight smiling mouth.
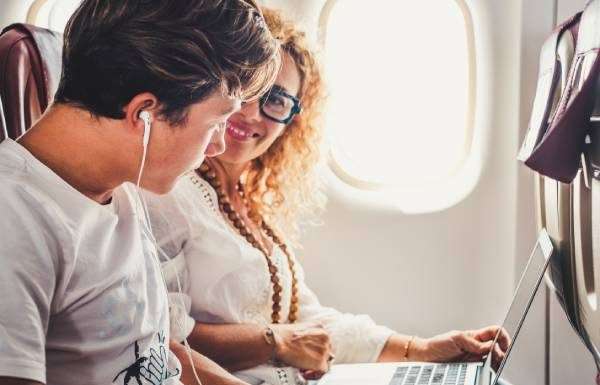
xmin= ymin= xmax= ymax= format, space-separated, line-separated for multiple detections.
xmin=227 ymin=122 xmax=260 ymax=141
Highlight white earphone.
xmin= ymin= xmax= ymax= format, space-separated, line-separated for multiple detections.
xmin=139 ymin=110 xmax=152 ymax=150
xmin=133 ymin=109 xmax=205 ymax=385
xmin=136 ymin=110 xmax=152 ymax=188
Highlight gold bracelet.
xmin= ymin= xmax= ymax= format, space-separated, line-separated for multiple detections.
xmin=403 ymin=336 xmax=415 ymax=361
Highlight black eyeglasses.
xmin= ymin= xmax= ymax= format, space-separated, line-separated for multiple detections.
xmin=259 ymin=85 xmax=302 ymax=124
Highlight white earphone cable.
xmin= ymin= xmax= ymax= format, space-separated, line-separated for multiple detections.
xmin=135 ymin=112 xmax=204 ymax=385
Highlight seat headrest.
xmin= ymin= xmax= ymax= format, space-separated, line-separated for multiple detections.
xmin=519 ymin=0 xmax=600 ymax=183
xmin=0 ymin=23 xmax=63 ymax=140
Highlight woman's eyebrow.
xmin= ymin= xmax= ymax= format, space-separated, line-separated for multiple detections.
xmin=271 ymin=84 xmax=288 ymax=93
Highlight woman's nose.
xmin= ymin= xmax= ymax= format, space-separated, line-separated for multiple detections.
xmin=239 ymin=100 xmax=261 ymax=121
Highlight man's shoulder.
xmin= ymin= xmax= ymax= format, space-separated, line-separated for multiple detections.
xmin=0 ymin=169 xmax=41 ymax=207
xmin=0 ymin=140 xmax=57 ymax=205
xmin=0 ymin=159 xmax=61 ymax=211
xmin=0 ymin=141 xmax=27 ymax=182
xmin=0 ymin=140 xmax=118 ymax=224
xmin=0 ymin=176 xmax=67 ymax=274
xmin=0 ymin=156 xmax=78 ymax=247
xmin=0 ymin=173 xmax=67 ymax=240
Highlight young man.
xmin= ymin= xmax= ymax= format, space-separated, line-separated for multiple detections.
xmin=0 ymin=1 xmax=279 ymax=384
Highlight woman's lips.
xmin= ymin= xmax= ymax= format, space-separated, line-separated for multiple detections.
xmin=227 ymin=122 xmax=255 ymax=142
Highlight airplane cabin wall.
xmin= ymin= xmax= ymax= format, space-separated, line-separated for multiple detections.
xmin=0 ymin=1 xmax=36 ymax=30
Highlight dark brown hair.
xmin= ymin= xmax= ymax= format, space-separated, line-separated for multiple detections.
xmin=54 ymin=0 xmax=280 ymax=124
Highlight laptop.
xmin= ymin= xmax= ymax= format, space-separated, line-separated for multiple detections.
xmin=317 ymin=229 xmax=555 ymax=385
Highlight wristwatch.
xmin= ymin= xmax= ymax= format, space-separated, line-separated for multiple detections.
xmin=264 ymin=326 xmax=282 ymax=366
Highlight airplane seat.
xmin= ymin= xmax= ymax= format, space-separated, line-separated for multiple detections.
xmin=519 ymin=0 xmax=600 ymax=380
xmin=0 ymin=23 xmax=63 ymax=141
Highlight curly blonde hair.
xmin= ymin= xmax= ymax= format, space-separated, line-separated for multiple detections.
xmin=243 ymin=8 xmax=326 ymax=246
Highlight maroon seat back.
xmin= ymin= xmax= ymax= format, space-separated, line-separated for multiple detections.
xmin=0 ymin=23 xmax=62 ymax=140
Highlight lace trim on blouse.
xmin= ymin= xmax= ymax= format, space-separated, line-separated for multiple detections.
xmin=188 ymin=171 xmax=220 ymax=215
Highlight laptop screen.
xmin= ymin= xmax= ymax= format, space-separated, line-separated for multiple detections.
xmin=490 ymin=229 xmax=554 ymax=385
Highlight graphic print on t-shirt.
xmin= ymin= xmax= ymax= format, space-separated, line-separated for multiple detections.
xmin=113 ymin=332 xmax=179 ymax=385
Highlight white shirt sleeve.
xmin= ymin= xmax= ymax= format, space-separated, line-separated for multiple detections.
xmin=0 ymin=193 xmax=61 ymax=383
xmin=294 ymin=263 xmax=395 ymax=364
xmin=167 ymin=291 xmax=196 ymax=343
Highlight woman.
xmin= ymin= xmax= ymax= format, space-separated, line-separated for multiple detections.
xmin=147 ymin=8 xmax=508 ymax=385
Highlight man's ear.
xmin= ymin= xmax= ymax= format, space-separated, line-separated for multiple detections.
xmin=123 ymin=93 xmax=160 ymax=135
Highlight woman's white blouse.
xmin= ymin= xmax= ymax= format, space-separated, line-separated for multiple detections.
xmin=146 ymin=172 xmax=394 ymax=380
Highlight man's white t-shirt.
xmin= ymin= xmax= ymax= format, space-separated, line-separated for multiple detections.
xmin=0 ymin=139 xmax=181 ymax=385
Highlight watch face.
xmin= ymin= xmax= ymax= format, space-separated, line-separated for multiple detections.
xmin=264 ymin=327 xmax=276 ymax=346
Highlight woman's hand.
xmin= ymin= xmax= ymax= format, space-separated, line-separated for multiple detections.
xmin=410 ymin=325 xmax=510 ymax=369
xmin=271 ymin=322 xmax=333 ymax=373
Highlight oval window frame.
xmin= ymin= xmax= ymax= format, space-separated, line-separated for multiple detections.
xmin=27 ymin=0 xmax=80 ymax=31
xmin=317 ymin=0 xmax=477 ymax=192
xmin=27 ymin=0 xmax=54 ymax=26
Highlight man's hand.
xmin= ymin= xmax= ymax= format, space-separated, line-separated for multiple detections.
xmin=271 ymin=322 xmax=333 ymax=373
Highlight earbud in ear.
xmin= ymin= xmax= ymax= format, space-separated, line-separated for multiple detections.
xmin=139 ymin=110 xmax=151 ymax=124
xmin=139 ymin=110 xmax=152 ymax=148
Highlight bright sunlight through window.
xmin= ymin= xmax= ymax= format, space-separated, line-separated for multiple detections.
xmin=324 ymin=0 xmax=474 ymax=188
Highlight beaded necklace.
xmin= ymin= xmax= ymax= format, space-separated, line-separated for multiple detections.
xmin=197 ymin=162 xmax=299 ymax=323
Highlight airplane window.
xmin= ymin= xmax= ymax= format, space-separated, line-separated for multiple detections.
xmin=322 ymin=0 xmax=475 ymax=189
xmin=29 ymin=0 xmax=81 ymax=32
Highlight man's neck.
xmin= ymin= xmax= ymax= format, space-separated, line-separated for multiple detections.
xmin=18 ymin=104 xmax=137 ymax=204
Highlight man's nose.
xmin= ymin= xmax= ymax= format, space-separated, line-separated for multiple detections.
xmin=205 ymin=128 xmax=227 ymax=157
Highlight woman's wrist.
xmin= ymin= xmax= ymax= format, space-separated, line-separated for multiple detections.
xmin=406 ymin=336 xmax=429 ymax=362
xmin=402 ymin=336 xmax=415 ymax=361
xmin=379 ymin=334 xmax=425 ymax=362
xmin=263 ymin=325 xmax=283 ymax=365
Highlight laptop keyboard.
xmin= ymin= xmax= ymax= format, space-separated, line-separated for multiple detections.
xmin=388 ymin=363 xmax=468 ymax=385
